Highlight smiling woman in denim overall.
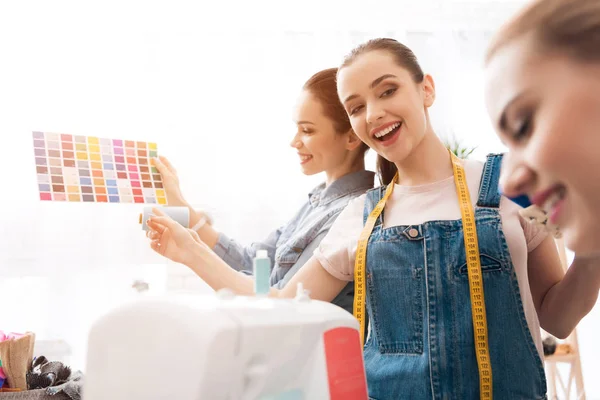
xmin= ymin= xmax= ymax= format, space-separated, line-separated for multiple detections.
xmin=145 ymin=38 xmax=599 ymax=399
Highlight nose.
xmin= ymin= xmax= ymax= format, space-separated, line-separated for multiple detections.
xmin=290 ymin=132 xmax=302 ymax=149
xmin=366 ymin=103 xmax=385 ymax=126
xmin=499 ymin=153 xmax=537 ymax=198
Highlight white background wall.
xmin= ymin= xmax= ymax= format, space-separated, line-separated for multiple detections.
xmin=0 ymin=0 xmax=598 ymax=397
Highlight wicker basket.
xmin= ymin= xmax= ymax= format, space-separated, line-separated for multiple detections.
xmin=0 ymin=389 xmax=70 ymax=400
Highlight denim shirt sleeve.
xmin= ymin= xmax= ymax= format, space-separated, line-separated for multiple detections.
xmin=213 ymin=226 xmax=283 ymax=274
xmin=271 ymin=211 xmax=339 ymax=289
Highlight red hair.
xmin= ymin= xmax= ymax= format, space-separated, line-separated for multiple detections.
xmin=303 ymin=68 xmax=369 ymax=154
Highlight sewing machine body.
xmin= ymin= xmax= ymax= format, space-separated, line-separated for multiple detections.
xmin=83 ymin=291 xmax=367 ymax=400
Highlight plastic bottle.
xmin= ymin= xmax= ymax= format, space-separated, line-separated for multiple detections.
xmin=253 ymin=250 xmax=271 ymax=296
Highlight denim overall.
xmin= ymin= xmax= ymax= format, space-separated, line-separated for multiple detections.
xmin=362 ymin=155 xmax=547 ymax=400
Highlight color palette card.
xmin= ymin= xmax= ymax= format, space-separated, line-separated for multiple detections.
xmin=32 ymin=132 xmax=166 ymax=204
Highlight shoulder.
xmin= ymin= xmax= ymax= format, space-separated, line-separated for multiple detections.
xmin=498 ymin=195 xmax=549 ymax=251
xmin=463 ymin=158 xmax=485 ymax=179
xmin=348 ymin=192 xmax=368 ymax=211
xmin=330 ymin=193 xmax=367 ymax=221
xmin=465 ymin=153 xmax=507 ymax=185
xmin=463 ymin=154 xmax=506 ymax=175
xmin=326 ymin=171 xmax=375 ymax=206
xmin=308 ymin=193 xmax=366 ymax=239
xmin=343 ymin=170 xmax=376 ymax=197
xmin=327 ymin=193 xmax=367 ymax=225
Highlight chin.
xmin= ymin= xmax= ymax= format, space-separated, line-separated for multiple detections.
xmin=385 ymin=140 xmax=416 ymax=164
xmin=563 ymin=223 xmax=600 ymax=258
xmin=300 ymin=166 xmax=320 ymax=176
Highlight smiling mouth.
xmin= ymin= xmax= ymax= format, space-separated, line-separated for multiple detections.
xmin=532 ymin=184 xmax=567 ymax=224
xmin=299 ymin=154 xmax=313 ymax=164
xmin=374 ymin=122 xmax=402 ymax=142
xmin=532 ymin=185 xmax=565 ymax=210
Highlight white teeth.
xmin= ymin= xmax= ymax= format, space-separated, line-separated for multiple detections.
xmin=300 ymin=155 xmax=312 ymax=162
xmin=542 ymin=189 xmax=564 ymax=213
xmin=375 ymin=122 xmax=401 ymax=138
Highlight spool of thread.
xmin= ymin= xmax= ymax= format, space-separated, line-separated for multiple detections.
xmin=0 ymin=358 xmax=5 ymax=387
xmin=139 ymin=206 xmax=190 ymax=231
xmin=543 ymin=336 xmax=558 ymax=356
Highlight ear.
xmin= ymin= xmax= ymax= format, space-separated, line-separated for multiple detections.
xmin=345 ymin=129 xmax=363 ymax=151
xmin=422 ymin=74 xmax=436 ymax=108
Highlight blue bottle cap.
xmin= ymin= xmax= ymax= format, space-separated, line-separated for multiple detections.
xmin=507 ymin=194 xmax=532 ymax=208
xmin=498 ymin=184 xmax=532 ymax=208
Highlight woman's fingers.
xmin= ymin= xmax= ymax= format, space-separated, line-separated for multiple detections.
xmin=147 ymin=216 xmax=175 ymax=232
xmin=150 ymin=239 xmax=162 ymax=253
xmin=146 ymin=230 xmax=160 ymax=240
xmin=159 ymin=155 xmax=177 ymax=174
xmin=148 ymin=209 xmax=175 ymax=229
xmin=153 ymin=157 xmax=168 ymax=176
xmin=147 ymin=219 xmax=167 ymax=234
xmin=152 ymin=207 xmax=166 ymax=217
xmin=157 ymin=155 xmax=177 ymax=175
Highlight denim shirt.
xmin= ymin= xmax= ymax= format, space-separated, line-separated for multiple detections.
xmin=213 ymin=170 xmax=375 ymax=313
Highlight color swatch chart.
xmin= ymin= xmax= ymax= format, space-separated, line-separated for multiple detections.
xmin=33 ymin=132 xmax=167 ymax=204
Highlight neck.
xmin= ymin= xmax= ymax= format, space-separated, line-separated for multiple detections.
xmin=394 ymin=129 xmax=452 ymax=186
xmin=324 ymin=156 xmax=365 ymax=187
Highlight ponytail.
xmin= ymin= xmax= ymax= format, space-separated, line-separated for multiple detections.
xmin=377 ymin=155 xmax=398 ymax=186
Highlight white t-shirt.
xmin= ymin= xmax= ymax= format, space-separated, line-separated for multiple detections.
xmin=314 ymin=159 xmax=547 ymax=358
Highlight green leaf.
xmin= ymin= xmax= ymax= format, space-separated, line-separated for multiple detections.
xmin=443 ymin=135 xmax=477 ymax=159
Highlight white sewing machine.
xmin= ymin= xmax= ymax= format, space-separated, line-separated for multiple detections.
xmin=83 ymin=286 xmax=368 ymax=400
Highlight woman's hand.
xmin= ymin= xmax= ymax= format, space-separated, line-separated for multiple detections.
xmin=153 ymin=155 xmax=215 ymax=236
xmin=153 ymin=155 xmax=187 ymax=206
xmin=146 ymin=207 xmax=205 ymax=266
xmin=146 ymin=208 xmax=262 ymax=297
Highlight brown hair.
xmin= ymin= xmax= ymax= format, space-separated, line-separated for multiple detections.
xmin=302 ymin=68 xmax=369 ymax=156
xmin=339 ymin=38 xmax=425 ymax=185
xmin=486 ymin=0 xmax=600 ymax=64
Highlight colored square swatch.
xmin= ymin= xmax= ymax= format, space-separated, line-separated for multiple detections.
xmin=32 ymin=132 xmax=162 ymax=203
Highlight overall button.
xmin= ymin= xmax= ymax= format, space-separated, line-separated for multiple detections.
xmin=403 ymin=226 xmax=422 ymax=240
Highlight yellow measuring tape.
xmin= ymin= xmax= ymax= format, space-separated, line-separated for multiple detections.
xmin=353 ymin=151 xmax=493 ymax=399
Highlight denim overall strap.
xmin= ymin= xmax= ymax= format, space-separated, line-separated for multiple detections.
xmin=360 ymin=186 xmax=385 ymax=342
xmin=477 ymin=153 xmax=504 ymax=209
xmin=363 ymin=186 xmax=386 ymax=226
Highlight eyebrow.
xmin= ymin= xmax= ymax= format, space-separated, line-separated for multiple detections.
xmin=343 ymin=74 xmax=398 ymax=104
xmin=296 ymin=120 xmax=315 ymax=125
